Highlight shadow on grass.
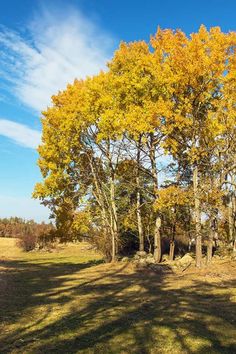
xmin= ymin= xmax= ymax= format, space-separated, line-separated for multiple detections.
xmin=0 ymin=257 xmax=235 ymax=354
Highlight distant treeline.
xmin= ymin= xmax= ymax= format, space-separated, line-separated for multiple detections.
xmin=0 ymin=217 xmax=53 ymax=239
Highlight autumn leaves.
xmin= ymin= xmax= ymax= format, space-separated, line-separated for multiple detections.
xmin=34 ymin=26 xmax=236 ymax=265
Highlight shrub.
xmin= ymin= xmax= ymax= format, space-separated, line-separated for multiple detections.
xmin=16 ymin=227 xmax=38 ymax=251
xmin=16 ymin=223 xmax=55 ymax=252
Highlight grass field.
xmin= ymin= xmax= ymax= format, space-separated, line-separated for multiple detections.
xmin=0 ymin=237 xmax=236 ymax=354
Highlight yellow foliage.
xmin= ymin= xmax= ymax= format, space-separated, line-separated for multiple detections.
xmin=155 ymin=186 xmax=190 ymax=211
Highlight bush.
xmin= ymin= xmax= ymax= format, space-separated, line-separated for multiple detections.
xmin=90 ymin=228 xmax=112 ymax=262
xmin=16 ymin=223 xmax=55 ymax=252
xmin=17 ymin=232 xmax=38 ymax=251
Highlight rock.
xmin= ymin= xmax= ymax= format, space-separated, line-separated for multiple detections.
xmin=162 ymin=254 xmax=169 ymax=262
xmin=171 ymin=265 xmax=178 ymax=271
xmin=136 ymin=251 xmax=147 ymax=257
xmin=139 ymin=258 xmax=147 ymax=265
xmin=134 ymin=254 xmax=140 ymax=260
xmin=177 ymin=253 xmax=194 ymax=268
xmin=135 ymin=261 xmax=147 ymax=269
xmin=174 ymin=255 xmax=181 ymax=260
xmin=121 ymin=257 xmax=129 ymax=262
xmin=132 ymin=259 xmax=139 ymax=265
xmin=146 ymin=256 xmax=156 ymax=264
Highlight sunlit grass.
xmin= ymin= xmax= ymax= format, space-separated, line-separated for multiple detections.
xmin=0 ymin=238 xmax=235 ymax=353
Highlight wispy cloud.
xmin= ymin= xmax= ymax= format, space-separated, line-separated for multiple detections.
xmin=0 ymin=119 xmax=41 ymax=148
xmin=0 ymin=7 xmax=114 ymax=112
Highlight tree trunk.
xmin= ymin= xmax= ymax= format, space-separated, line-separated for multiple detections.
xmin=228 ymin=196 xmax=234 ymax=243
xmin=149 ymin=133 xmax=162 ymax=263
xmin=154 ymin=217 xmax=162 ymax=263
xmin=233 ymin=205 xmax=236 ymax=253
xmin=231 ymin=173 xmax=236 ymax=246
xmin=207 ymin=226 xmax=214 ymax=264
xmin=136 ymin=136 xmax=144 ymax=252
xmin=137 ymin=183 xmax=144 ymax=251
xmin=89 ymin=156 xmax=113 ymax=245
xmin=207 ymin=211 xmax=217 ymax=264
xmin=110 ymin=173 xmax=118 ymax=262
xmin=193 ymin=165 xmax=202 ymax=267
xmin=169 ymin=240 xmax=175 ymax=261
xmin=169 ymin=222 xmax=176 ymax=261
xmin=146 ymin=227 xmax=152 ymax=253
xmin=232 ymin=186 xmax=236 ymax=255
xmin=233 ymin=239 xmax=236 ymax=254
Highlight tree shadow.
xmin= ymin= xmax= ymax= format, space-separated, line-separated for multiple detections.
xmin=0 ymin=258 xmax=235 ymax=354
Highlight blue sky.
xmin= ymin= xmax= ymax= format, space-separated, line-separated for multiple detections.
xmin=0 ymin=0 xmax=236 ymax=222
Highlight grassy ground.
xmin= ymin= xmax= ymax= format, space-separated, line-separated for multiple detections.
xmin=0 ymin=237 xmax=236 ymax=354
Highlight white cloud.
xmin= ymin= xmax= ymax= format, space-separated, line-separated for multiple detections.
xmin=0 ymin=7 xmax=113 ymax=112
xmin=0 ymin=7 xmax=114 ymax=221
xmin=0 ymin=119 xmax=41 ymax=148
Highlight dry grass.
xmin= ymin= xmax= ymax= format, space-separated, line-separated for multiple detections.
xmin=0 ymin=237 xmax=236 ymax=353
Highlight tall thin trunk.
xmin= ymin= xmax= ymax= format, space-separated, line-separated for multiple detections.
xmin=110 ymin=172 xmax=118 ymax=262
xmin=187 ymin=207 xmax=192 ymax=252
xmin=193 ymin=165 xmax=202 ymax=267
xmin=149 ymin=133 xmax=162 ymax=263
xmin=136 ymin=181 xmax=144 ymax=251
xmin=207 ymin=215 xmax=214 ymax=264
xmin=169 ymin=222 xmax=176 ymax=261
xmin=208 ymin=175 xmax=218 ymax=264
xmin=169 ymin=240 xmax=175 ymax=261
xmin=231 ymin=174 xmax=236 ymax=253
xmin=233 ymin=239 xmax=236 ymax=254
xmin=228 ymin=194 xmax=234 ymax=243
xmin=89 ymin=152 xmax=118 ymax=262
xmin=89 ymin=157 xmax=111 ymax=231
xmin=225 ymin=173 xmax=236 ymax=244
xmin=136 ymin=136 xmax=144 ymax=252
xmin=146 ymin=225 xmax=152 ymax=253
xmin=154 ymin=217 xmax=162 ymax=263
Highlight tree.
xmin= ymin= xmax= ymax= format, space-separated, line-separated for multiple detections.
xmin=34 ymin=26 xmax=236 ymax=265
xmin=151 ymin=25 xmax=236 ymax=266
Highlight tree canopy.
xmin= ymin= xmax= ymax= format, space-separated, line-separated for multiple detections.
xmin=34 ymin=26 xmax=236 ymax=266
